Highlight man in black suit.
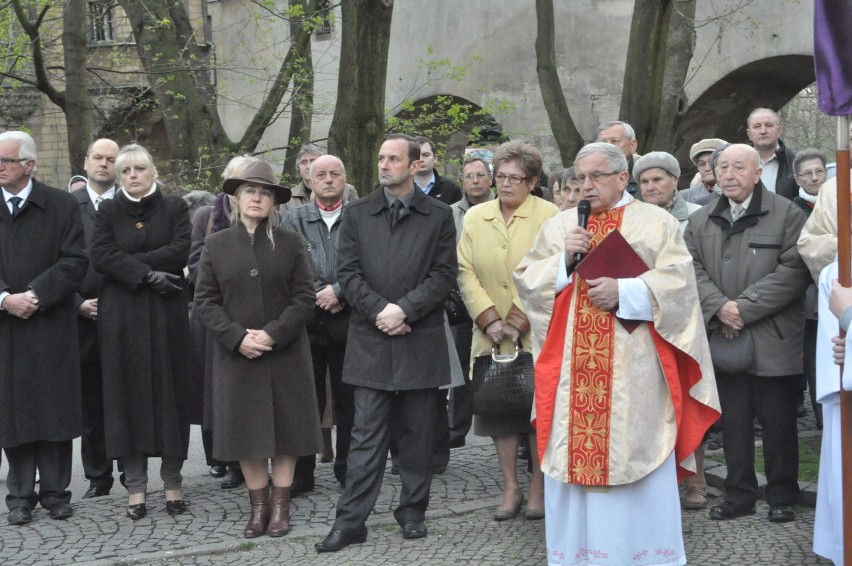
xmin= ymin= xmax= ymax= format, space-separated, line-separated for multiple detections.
xmin=315 ymin=134 xmax=457 ymax=552
xmin=0 ymin=131 xmax=88 ymax=525
xmin=413 ymin=136 xmax=462 ymax=205
xmin=73 ymin=138 xmax=120 ymax=498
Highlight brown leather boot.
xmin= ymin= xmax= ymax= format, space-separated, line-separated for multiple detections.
xmin=244 ymin=487 xmax=270 ymax=538
xmin=267 ymin=485 xmax=291 ymax=537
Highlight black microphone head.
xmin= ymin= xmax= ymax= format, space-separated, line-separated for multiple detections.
xmin=578 ymin=200 xmax=592 ymax=216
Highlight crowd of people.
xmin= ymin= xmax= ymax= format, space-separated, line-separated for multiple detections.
xmin=0 ymin=108 xmax=848 ymax=564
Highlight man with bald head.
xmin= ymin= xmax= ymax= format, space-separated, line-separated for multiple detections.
xmin=685 ymin=143 xmax=811 ymax=523
xmin=283 ymin=154 xmax=358 ymax=497
xmin=74 ymin=138 xmax=120 ymax=498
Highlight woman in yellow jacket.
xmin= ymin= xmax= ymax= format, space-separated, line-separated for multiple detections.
xmin=458 ymin=140 xmax=559 ymax=521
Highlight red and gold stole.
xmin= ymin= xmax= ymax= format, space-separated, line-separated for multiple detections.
xmin=567 ymin=206 xmax=624 ymax=485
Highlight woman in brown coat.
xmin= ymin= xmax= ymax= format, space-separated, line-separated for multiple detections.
xmin=195 ymin=161 xmax=322 ymax=538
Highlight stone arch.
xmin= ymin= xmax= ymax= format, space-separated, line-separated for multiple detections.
xmin=389 ymin=94 xmax=506 ymax=178
xmin=673 ymin=55 xmax=815 ymax=168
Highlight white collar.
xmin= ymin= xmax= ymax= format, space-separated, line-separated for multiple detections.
xmin=87 ymin=185 xmax=116 ymax=208
xmin=121 ymin=182 xmax=157 ymax=202
xmin=2 ymin=179 xmax=34 ymax=204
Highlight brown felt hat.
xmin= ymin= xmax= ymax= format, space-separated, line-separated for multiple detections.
xmin=222 ymin=160 xmax=291 ymax=204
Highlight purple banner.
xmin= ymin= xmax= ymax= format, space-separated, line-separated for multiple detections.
xmin=814 ymin=1 xmax=852 ymax=115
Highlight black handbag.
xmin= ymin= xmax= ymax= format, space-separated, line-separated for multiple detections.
xmin=444 ymin=287 xmax=471 ymax=326
xmin=471 ymin=342 xmax=534 ymax=416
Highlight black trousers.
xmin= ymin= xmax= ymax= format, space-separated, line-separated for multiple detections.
xmin=295 ymin=311 xmax=354 ymax=486
xmin=448 ymin=323 xmax=473 ymax=444
xmin=333 ymin=386 xmax=441 ymax=531
xmin=716 ymin=372 xmax=801 ymax=509
xmin=80 ymin=353 xmax=114 ymax=488
xmin=5 ymin=440 xmax=73 ymax=510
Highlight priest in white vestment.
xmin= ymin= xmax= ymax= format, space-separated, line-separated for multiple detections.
xmin=815 ymin=262 xmax=852 ymax=565
xmin=515 ymin=143 xmax=720 ymax=566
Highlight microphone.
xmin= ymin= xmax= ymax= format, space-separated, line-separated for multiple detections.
xmin=573 ymin=200 xmax=592 ymax=266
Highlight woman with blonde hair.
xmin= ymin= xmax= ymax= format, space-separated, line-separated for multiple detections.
xmin=195 ymin=160 xmax=322 ymax=538
xmin=92 ymin=144 xmax=192 ymax=520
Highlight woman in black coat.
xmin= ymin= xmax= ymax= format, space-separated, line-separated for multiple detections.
xmin=195 ymin=160 xmax=322 ymax=539
xmin=91 ymin=144 xmax=191 ymax=520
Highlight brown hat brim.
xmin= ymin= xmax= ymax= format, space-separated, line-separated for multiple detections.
xmin=222 ymin=177 xmax=291 ymax=204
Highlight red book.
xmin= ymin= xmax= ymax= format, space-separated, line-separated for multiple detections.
xmin=574 ymin=229 xmax=649 ymax=333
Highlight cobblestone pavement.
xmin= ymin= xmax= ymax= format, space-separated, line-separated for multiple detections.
xmin=0 ymin=404 xmax=830 ymax=565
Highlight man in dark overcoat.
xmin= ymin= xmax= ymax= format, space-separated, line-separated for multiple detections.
xmin=73 ymin=138 xmax=120 ymax=498
xmin=315 ymin=134 xmax=457 ymax=552
xmin=0 ymin=131 xmax=88 ymax=525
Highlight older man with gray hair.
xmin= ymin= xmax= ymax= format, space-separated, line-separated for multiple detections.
xmin=515 ymin=142 xmax=718 ymax=564
xmin=684 ymin=143 xmax=811 ymax=524
xmin=282 ymin=144 xmax=359 ymax=212
xmin=597 ymin=120 xmax=643 ymax=201
xmin=0 ymin=131 xmax=88 ymax=525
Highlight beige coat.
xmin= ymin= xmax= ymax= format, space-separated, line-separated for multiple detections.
xmin=797 ymin=173 xmax=851 ymax=283
xmin=457 ymin=195 xmax=558 ymax=363
xmin=514 ymin=201 xmax=719 ymax=485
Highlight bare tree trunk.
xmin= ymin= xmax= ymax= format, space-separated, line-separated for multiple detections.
xmin=619 ymin=0 xmax=696 ymax=154
xmin=282 ymin=0 xmax=316 ymax=184
xmin=62 ymin=0 xmax=92 ymax=175
xmin=535 ymin=0 xmax=584 ymax=165
xmin=327 ymin=0 xmax=394 ymax=194
xmin=120 ymin=0 xmax=227 ymax=189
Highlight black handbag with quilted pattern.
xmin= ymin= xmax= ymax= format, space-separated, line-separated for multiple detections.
xmin=471 ymin=342 xmax=534 ymax=416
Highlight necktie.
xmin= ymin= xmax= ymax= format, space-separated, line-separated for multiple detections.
xmin=389 ymin=200 xmax=403 ymax=229
xmin=731 ymin=203 xmax=745 ymax=222
xmin=95 ymin=196 xmax=104 ymax=211
xmin=9 ymin=196 xmax=22 ymax=217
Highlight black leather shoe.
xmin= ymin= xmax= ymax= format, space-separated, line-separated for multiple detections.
xmin=290 ymin=478 xmax=314 ymax=498
xmin=82 ymin=484 xmax=112 ymax=499
xmin=48 ymin=502 xmax=73 ymax=520
xmin=220 ymin=466 xmax=245 ymax=489
xmin=432 ymin=463 xmax=447 ymax=475
xmin=127 ymin=503 xmax=147 ymax=520
xmin=315 ymin=528 xmax=368 ymax=552
xmin=390 ymin=463 xmax=400 ymax=475
xmin=448 ymin=437 xmax=466 ymax=449
xmin=768 ymin=505 xmax=796 ymax=523
xmin=7 ymin=507 xmax=32 ymax=526
xmin=166 ymin=500 xmax=187 ymax=515
xmin=709 ymin=502 xmax=756 ymax=520
xmin=401 ymin=521 xmax=427 ymax=540
xmin=209 ymin=464 xmax=226 ymax=478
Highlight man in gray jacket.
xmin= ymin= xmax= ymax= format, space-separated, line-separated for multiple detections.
xmin=684 ymin=144 xmax=811 ymax=524
xmin=283 ymin=154 xmax=357 ymax=497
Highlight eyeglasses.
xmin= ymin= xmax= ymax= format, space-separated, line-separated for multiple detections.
xmin=494 ymin=174 xmax=528 ymax=186
xmin=796 ymin=168 xmax=826 ymax=179
xmin=576 ymin=171 xmax=618 ymax=185
xmin=461 ymin=172 xmax=488 ymax=181
xmin=0 ymin=158 xmax=27 ymax=166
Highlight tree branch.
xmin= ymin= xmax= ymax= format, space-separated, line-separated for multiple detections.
xmin=10 ymin=0 xmax=65 ymax=108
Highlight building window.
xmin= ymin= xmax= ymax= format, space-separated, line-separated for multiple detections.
xmin=314 ymin=0 xmax=333 ymax=37
xmin=88 ymin=1 xmax=114 ymax=43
